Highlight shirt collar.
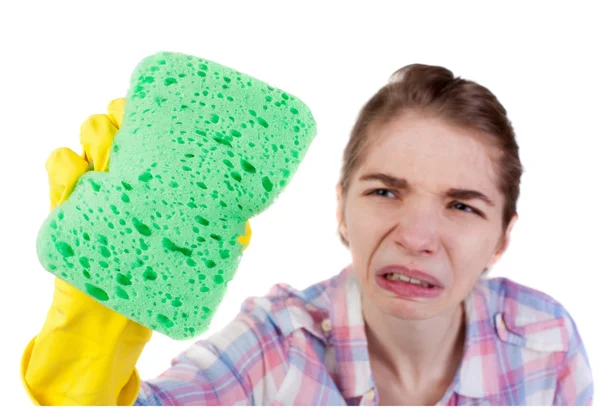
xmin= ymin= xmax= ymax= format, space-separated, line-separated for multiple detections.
xmin=450 ymin=281 xmax=502 ymax=398
xmin=328 ymin=266 xmax=373 ymax=399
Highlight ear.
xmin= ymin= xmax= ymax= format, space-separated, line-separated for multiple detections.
xmin=486 ymin=214 xmax=518 ymax=269
xmin=336 ymin=183 xmax=348 ymax=241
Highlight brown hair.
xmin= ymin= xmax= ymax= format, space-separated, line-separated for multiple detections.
xmin=338 ymin=64 xmax=523 ymax=247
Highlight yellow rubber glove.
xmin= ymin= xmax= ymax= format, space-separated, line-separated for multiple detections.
xmin=21 ymin=97 xmax=254 ymax=405
xmin=21 ymin=98 xmax=152 ymax=406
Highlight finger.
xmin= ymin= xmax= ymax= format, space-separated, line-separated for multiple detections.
xmin=237 ymin=221 xmax=252 ymax=251
xmin=46 ymin=147 xmax=89 ymax=210
xmin=107 ymin=98 xmax=126 ymax=129
xmin=79 ymin=114 xmax=118 ymax=172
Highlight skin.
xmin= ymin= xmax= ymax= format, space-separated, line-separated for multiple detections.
xmin=336 ymin=111 xmax=518 ymax=405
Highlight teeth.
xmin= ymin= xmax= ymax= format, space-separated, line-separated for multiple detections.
xmin=385 ymin=273 xmax=433 ymax=288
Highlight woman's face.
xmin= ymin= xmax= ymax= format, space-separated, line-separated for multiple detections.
xmin=337 ymin=111 xmax=517 ymax=320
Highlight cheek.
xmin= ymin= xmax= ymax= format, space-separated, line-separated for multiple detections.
xmin=345 ymin=202 xmax=396 ymax=247
xmin=448 ymin=228 xmax=498 ymax=277
xmin=344 ymin=203 xmax=402 ymax=280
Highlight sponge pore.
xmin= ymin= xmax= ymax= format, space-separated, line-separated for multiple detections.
xmin=36 ymin=51 xmax=317 ymax=339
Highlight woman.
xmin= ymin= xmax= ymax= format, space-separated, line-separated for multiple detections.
xmin=22 ymin=64 xmax=593 ymax=405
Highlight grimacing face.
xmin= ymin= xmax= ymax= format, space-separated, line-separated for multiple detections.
xmin=337 ymin=111 xmax=518 ymax=320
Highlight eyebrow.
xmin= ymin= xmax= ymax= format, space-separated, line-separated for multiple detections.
xmin=359 ymin=172 xmax=496 ymax=207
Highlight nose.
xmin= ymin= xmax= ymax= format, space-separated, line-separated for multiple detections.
xmin=391 ymin=201 xmax=440 ymax=256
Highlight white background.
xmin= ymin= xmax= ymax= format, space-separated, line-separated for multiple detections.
xmin=1 ymin=1 xmax=598 ymax=404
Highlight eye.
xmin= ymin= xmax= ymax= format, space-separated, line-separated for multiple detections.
xmin=368 ymin=188 xmax=397 ymax=199
xmin=451 ymin=202 xmax=480 ymax=215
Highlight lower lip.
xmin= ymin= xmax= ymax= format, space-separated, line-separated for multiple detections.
xmin=376 ymin=275 xmax=443 ymax=298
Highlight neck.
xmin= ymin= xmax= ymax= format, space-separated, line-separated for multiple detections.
xmin=362 ymin=297 xmax=465 ymax=392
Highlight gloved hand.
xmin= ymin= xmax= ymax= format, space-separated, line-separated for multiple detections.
xmin=21 ymin=99 xmax=252 ymax=405
xmin=21 ymin=98 xmax=152 ymax=406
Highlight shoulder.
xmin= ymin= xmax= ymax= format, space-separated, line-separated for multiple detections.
xmin=238 ymin=272 xmax=340 ymax=340
xmin=163 ymin=274 xmax=341 ymax=404
xmin=474 ymin=277 xmax=579 ymax=353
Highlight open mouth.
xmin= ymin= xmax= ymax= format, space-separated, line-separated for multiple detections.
xmin=376 ymin=268 xmax=443 ymax=298
xmin=383 ymin=272 xmax=436 ymax=289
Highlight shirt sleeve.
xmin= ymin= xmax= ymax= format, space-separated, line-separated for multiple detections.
xmin=553 ymin=312 xmax=594 ymax=405
xmin=134 ymin=310 xmax=286 ymax=406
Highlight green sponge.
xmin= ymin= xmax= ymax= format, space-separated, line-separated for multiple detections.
xmin=36 ymin=51 xmax=317 ymax=339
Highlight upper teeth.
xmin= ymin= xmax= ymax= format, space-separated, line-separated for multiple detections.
xmin=386 ymin=273 xmax=432 ymax=288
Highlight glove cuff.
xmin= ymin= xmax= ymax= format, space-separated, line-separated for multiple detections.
xmin=21 ymin=278 xmax=151 ymax=405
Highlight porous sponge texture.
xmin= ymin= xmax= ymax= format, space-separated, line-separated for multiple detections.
xmin=36 ymin=51 xmax=317 ymax=339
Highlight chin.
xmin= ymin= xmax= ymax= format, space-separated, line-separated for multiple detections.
xmin=366 ymin=284 xmax=442 ymax=321
xmin=382 ymin=297 xmax=439 ymax=320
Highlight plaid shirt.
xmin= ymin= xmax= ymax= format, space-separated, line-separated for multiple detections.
xmin=135 ymin=266 xmax=593 ymax=405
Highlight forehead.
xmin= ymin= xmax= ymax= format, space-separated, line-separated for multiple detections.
xmin=358 ymin=113 xmax=500 ymax=196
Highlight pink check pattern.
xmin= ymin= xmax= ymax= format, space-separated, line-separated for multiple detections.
xmin=135 ymin=267 xmax=593 ymax=405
